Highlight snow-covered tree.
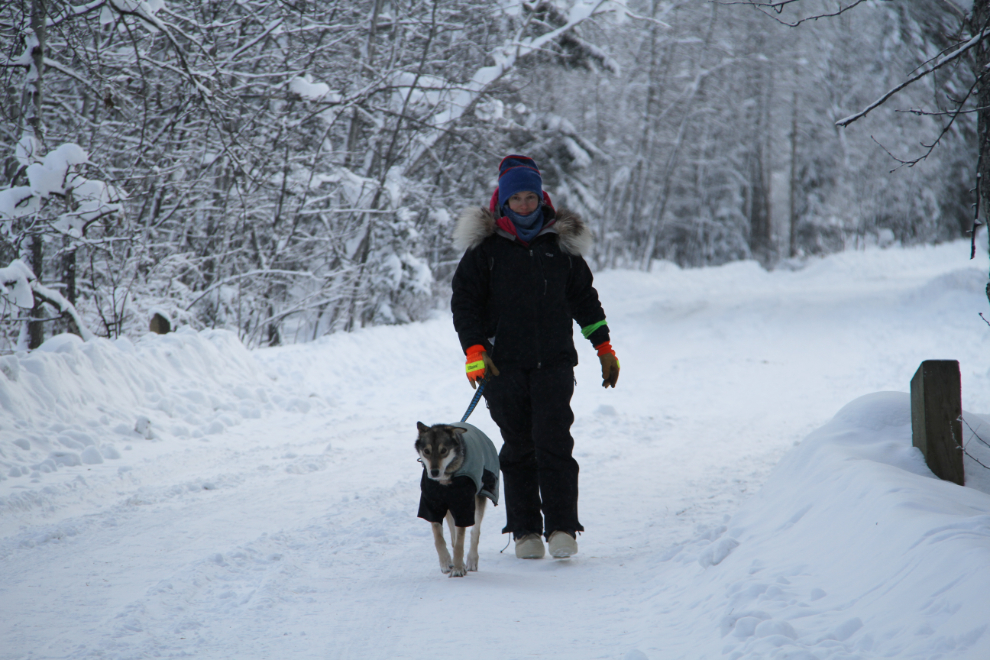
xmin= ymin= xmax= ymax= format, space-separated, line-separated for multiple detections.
xmin=0 ymin=0 xmax=976 ymax=350
xmin=1 ymin=0 xmax=622 ymax=349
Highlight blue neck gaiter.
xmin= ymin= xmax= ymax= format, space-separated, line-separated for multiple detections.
xmin=503 ymin=204 xmax=545 ymax=243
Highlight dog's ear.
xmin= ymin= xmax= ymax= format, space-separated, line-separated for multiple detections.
xmin=416 ymin=422 xmax=430 ymax=434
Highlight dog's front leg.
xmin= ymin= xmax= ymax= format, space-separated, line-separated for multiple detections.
xmin=431 ymin=522 xmax=452 ymax=574
xmin=466 ymin=496 xmax=486 ymax=571
xmin=450 ymin=524 xmax=467 ymax=577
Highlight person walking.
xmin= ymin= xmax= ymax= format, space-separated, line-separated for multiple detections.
xmin=450 ymin=155 xmax=619 ymax=559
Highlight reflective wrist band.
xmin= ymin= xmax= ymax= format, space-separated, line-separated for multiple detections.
xmin=465 ymin=344 xmax=486 ymax=377
xmin=594 ymin=340 xmax=614 ymax=357
xmin=581 ymin=319 xmax=608 ymax=339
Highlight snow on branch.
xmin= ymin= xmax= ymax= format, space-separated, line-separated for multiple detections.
xmin=0 ymin=261 xmax=36 ymax=310
xmin=0 ymin=260 xmax=96 ymax=342
xmin=444 ymin=0 xmax=614 ymax=123
xmin=183 ymin=269 xmax=324 ymax=312
xmin=0 ymin=142 xmax=126 ymax=237
xmin=404 ymin=0 xmax=617 ymax=173
xmin=45 ymin=0 xmax=110 ymax=28
xmin=105 ymin=0 xmax=215 ymax=101
xmin=621 ymin=9 xmax=671 ymax=29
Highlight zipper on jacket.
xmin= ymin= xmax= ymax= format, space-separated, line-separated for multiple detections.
xmin=534 ymin=246 xmax=550 ymax=368
xmin=528 ymin=247 xmax=543 ymax=368
xmin=531 ymin=248 xmax=549 ymax=296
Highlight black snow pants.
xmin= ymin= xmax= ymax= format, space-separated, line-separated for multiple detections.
xmin=483 ymin=364 xmax=584 ymax=540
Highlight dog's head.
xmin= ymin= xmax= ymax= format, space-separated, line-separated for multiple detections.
xmin=415 ymin=422 xmax=467 ymax=483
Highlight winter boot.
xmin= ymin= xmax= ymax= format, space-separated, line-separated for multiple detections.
xmin=548 ymin=531 xmax=578 ymax=558
xmin=514 ymin=533 xmax=545 ymax=559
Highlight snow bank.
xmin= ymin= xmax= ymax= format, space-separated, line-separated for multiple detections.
xmin=0 ymin=328 xmax=317 ymax=514
xmin=2 ymin=241 xmax=989 ymax=659
xmin=666 ymin=392 xmax=990 ymax=659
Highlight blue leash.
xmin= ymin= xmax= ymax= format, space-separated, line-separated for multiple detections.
xmin=460 ymin=378 xmax=487 ymax=423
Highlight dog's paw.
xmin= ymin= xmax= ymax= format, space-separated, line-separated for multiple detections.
xmin=466 ymin=554 xmax=479 ymax=572
xmin=448 ymin=564 xmax=466 ymax=578
xmin=440 ymin=561 xmax=453 ymax=574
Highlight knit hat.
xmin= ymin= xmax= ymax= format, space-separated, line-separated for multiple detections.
xmin=497 ymin=155 xmax=543 ymax=209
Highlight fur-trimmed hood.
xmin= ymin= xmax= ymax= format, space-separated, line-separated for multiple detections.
xmin=453 ymin=206 xmax=593 ymax=256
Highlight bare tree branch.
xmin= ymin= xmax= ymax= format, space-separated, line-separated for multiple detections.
xmin=720 ymin=0 xmax=869 ymax=27
xmin=836 ymin=27 xmax=988 ymax=128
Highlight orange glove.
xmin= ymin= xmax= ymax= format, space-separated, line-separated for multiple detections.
xmin=465 ymin=344 xmax=499 ymax=389
xmin=595 ymin=341 xmax=619 ymax=388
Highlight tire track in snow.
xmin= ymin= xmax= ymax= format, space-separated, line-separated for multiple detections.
xmin=4 ymin=243 xmax=990 ymax=659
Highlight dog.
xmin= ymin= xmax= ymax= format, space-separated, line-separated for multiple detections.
xmin=415 ymin=422 xmax=500 ymax=577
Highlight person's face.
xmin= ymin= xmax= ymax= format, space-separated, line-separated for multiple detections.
xmin=507 ymin=191 xmax=540 ymax=215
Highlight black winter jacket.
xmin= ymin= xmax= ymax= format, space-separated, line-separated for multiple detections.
xmin=450 ymin=205 xmax=609 ymax=371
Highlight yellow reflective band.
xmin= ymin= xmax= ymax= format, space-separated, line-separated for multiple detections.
xmin=466 ymin=360 xmax=485 ymax=373
xmin=581 ymin=319 xmax=608 ymax=339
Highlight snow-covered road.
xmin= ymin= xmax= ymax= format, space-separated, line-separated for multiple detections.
xmin=2 ymin=243 xmax=989 ymax=659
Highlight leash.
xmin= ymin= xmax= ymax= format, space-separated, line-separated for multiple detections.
xmin=499 ymin=535 xmax=511 ymax=553
xmin=413 ymin=378 xmax=486 ymax=471
xmin=459 ymin=377 xmax=487 ymax=423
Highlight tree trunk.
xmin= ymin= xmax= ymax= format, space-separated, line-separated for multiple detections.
xmin=789 ymin=83 xmax=799 ymax=258
xmin=21 ymin=0 xmax=47 ymax=138
xmin=748 ymin=147 xmax=772 ymax=257
xmin=973 ymin=0 xmax=990 ymax=235
xmin=28 ymin=234 xmax=45 ymax=349
xmin=24 ymin=0 xmax=47 ymax=350
xmin=266 ymin=303 xmax=281 ymax=346
xmin=749 ymin=58 xmax=774 ymax=265
xmin=969 ymin=0 xmax=990 ymax=309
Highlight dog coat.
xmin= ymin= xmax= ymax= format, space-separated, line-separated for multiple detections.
xmin=417 ymin=422 xmax=500 ymax=527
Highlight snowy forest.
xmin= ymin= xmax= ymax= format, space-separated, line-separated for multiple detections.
xmin=0 ymin=0 xmax=981 ymax=350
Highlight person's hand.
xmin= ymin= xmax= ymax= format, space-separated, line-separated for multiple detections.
xmin=465 ymin=345 xmax=499 ymax=389
xmin=595 ymin=341 xmax=619 ymax=388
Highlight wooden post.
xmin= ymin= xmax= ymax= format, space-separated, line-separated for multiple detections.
xmin=910 ymin=360 xmax=964 ymax=486
xmin=149 ymin=313 xmax=171 ymax=335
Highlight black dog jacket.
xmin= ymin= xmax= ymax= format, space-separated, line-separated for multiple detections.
xmin=417 ymin=423 xmax=499 ymax=527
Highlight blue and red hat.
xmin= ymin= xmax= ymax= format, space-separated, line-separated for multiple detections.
xmin=497 ymin=155 xmax=543 ymax=209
